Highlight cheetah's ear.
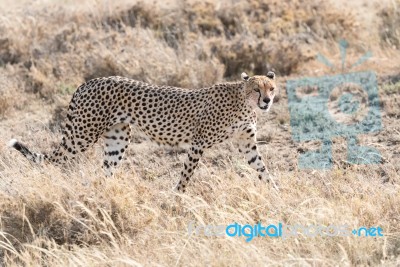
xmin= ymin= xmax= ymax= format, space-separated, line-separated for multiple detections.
xmin=241 ymin=72 xmax=250 ymax=81
xmin=266 ymin=71 xmax=275 ymax=80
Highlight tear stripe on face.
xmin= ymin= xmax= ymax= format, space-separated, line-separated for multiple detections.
xmin=257 ymin=91 xmax=262 ymax=107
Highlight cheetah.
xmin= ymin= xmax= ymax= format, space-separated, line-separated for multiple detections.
xmin=9 ymin=72 xmax=277 ymax=192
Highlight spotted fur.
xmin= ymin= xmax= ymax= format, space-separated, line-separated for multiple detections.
xmin=9 ymin=72 xmax=277 ymax=192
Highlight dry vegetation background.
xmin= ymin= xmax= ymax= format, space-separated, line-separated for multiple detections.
xmin=0 ymin=0 xmax=400 ymax=266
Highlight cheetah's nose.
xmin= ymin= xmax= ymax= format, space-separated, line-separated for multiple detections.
xmin=263 ymin=97 xmax=271 ymax=104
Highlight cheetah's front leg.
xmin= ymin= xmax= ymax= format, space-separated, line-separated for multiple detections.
xmin=237 ymin=126 xmax=278 ymax=189
xmin=174 ymin=146 xmax=203 ymax=193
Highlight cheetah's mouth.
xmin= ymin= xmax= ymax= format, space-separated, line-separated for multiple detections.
xmin=256 ymin=92 xmax=270 ymax=111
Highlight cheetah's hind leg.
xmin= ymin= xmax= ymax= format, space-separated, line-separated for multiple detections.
xmin=102 ymin=123 xmax=131 ymax=176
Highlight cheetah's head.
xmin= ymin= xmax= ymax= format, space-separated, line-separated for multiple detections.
xmin=241 ymin=71 xmax=276 ymax=112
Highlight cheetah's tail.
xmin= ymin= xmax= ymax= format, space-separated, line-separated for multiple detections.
xmin=8 ymin=139 xmax=47 ymax=164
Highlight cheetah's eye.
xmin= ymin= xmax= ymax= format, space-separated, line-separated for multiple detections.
xmin=270 ymin=87 xmax=275 ymax=92
xmin=254 ymin=88 xmax=260 ymax=92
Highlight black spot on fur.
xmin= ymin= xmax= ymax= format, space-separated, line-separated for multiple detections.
xmin=248 ymin=155 xmax=257 ymax=165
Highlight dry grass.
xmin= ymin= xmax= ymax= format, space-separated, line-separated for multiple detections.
xmin=1 ymin=137 xmax=399 ymax=266
xmin=0 ymin=0 xmax=400 ymax=266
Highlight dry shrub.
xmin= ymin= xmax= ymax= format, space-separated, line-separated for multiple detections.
xmin=0 ymin=198 xmax=68 ymax=245
xmin=0 ymin=0 xmax=362 ymax=109
xmin=0 ymin=38 xmax=21 ymax=65
xmin=83 ymin=55 xmax=126 ymax=81
xmin=210 ymin=0 xmax=357 ymax=76
xmin=26 ymin=65 xmax=56 ymax=100
xmin=381 ymin=93 xmax=400 ymax=118
xmin=100 ymin=0 xmax=358 ymax=77
xmin=208 ymin=0 xmax=358 ymax=76
xmin=0 ymin=195 xmax=130 ymax=253
xmin=379 ymin=0 xmax=400 ymax=49
xmin=0 ymin=72 xmax=22 ymax=119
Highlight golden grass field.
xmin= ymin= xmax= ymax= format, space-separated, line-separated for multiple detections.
xmin=0 ymin=0 xmax=400 ymax=266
